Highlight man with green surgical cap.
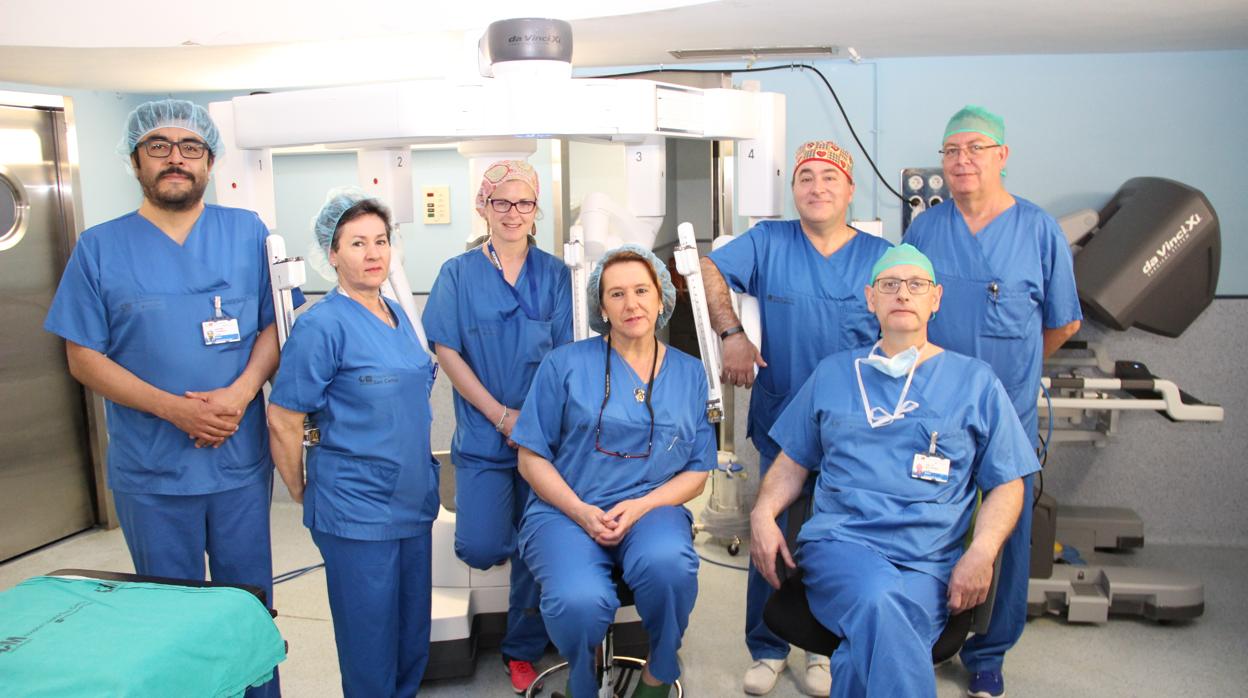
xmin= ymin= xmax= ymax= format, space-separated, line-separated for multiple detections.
xmin=701 ymin=139 xmax=893 ymax=696
xmin=905 ymin=105 xmax=1082 ymax=697
xmin=45 ymin=98 xmax=296 ymax=698
xmin=750 ymin=243 xmax=1040 ymax=698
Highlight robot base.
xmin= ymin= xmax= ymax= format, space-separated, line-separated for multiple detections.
xmin=1028 ymin=564 xmax=1204 ymax=624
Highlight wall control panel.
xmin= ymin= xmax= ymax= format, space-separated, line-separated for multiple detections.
xmin=900 ymin=168 xmax=949 ymax=236
xmin=421 ymin=186 xmax=450 ymax=225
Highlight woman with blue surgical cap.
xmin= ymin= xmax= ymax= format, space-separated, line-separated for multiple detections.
xmin=511 ymin=245 xmax=716 ymax=698
xmin=268 ymin=189 xmax=439 ymax=697
xmin=422 ymin=159 xmax=571 ymax=692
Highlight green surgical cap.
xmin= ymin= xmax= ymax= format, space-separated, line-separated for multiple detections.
xmin=871 ymin=244 xmax=936 ymax=284
xmin=943 ymin=105 xmax=1004 ymax=145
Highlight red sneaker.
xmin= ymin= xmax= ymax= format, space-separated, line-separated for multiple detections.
xmin=506 ymin=658 xmax=542 ymax=695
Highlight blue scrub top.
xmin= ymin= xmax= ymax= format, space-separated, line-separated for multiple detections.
xmin=270 ymin=289 xmax=439 ymax=541
xmin=511 ymin=337 xmax=717 ymax=547
xmin=707 ymin=220 xmax=893 ymax=463
xmin=423 ymin=246 xmax=572 ymax=469
xmin=44 ymin=205 xmax=294 ymax=496
xmin=770 ymin=348 xmax=1040 ymax=582
xmin=905 ymin=198 xmax=1082 ymax=445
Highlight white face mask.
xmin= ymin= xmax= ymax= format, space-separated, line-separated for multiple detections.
xmin=855 ymin=342 xmax=922 ymax=428
xmin=862 ymin=344 xmax=921 ymax=378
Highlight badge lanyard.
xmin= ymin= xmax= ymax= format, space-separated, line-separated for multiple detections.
xmin=854 ymin=344 xmax=920 ymax=428
xmin=201 ymin=295 xmax=241 ymax=346
xmin=486 ymin=240 xmax=542 ymax=321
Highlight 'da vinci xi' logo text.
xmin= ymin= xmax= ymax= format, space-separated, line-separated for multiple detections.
xmin=1142 ymin=213 xmax=1201 ymax=277
xmin=509 ymin=33 xmax=561 ymax=44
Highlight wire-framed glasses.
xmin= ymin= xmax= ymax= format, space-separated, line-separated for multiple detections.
xmin=138 ymin=138 xmax=209 ymax=159
xmin=874 ymin=277 xmax=935 ymax=295
xmin=594 ymin=336 xmax=657 ymax=459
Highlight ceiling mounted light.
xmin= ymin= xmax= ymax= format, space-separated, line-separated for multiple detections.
xmin=668 ymin=46 xmax=838 ymax=60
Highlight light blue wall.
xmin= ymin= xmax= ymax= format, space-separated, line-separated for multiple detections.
xmin=267 ymin=147 xmax=556 ymax=293
xmin=7 ymin=49 xmax=1245 ymax=292
xmin=707 ymin=50 xmax=1247 ymax=293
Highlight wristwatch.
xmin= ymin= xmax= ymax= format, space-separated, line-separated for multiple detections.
xmin=719 ymin=325 xmax=745 ymax=340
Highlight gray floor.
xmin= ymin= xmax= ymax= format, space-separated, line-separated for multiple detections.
xmin=3 ymin=497 xmax=1247 ymax=697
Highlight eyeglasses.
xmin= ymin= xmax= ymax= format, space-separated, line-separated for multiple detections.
xmin=487 ymin=198 xmax=537 ymax=214
xmin=938 ymin=144 xmax=1000 ymax=160
xmin=138 ymin=138 xmax=210 ymax=160
xmin=595 ymin=336 xmax=656 ymax=459
xmin=875 ymin=277 xmax=935 ymax=295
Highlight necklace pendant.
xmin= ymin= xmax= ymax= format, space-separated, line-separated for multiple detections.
xmin=634 ymin=388 xmax=646 ymax=403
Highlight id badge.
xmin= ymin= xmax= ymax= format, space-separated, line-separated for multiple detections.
xmin=202 ymin=318 xmax=241 ymax=345
xmin=911 ymin=452 xmax=951 ymax=483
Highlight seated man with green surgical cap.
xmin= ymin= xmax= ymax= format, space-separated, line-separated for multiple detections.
xmin=750 ymin=244 xmax=1041 ymax=698
xmin=905 ymin=105 xmax=1082 ymax=698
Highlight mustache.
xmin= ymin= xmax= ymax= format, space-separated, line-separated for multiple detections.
xmin=159 ymin=167 xmax=194 ymax=179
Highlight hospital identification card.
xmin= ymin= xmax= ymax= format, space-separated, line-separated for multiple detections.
xmin=911 ymin=453 xmax=951 ymax=483
xmin=202 ymin=318 xmax=241 ymax=345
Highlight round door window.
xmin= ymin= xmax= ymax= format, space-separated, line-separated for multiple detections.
xmin=0 ymin=169 xmax=28 ymax=251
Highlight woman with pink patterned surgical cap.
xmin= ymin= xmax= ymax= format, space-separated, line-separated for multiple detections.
xmin=421 ymin=159 xmax=572 ymax=693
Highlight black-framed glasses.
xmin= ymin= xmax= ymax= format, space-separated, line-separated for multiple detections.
xmin=938 ymin=143 xmax=1000 ymax=160
xmin=487 ymin=198 xmax=537 ymax=214
xmin=139 ymin=138 xmax=210 ymax=159
xmin=595 ymin=336 xmax=657 ymax=459
xmin=875 ymin=277 xmax=935 ymax=295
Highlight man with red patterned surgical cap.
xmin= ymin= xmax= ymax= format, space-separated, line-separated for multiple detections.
xmin=701 ymin=139 xmax=894 ymax=696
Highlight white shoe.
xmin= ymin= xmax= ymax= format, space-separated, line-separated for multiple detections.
xmin=799 ymin=652 xmax=831 ymax=696
xmin=743 ymin=658 xmax=787 ymax=695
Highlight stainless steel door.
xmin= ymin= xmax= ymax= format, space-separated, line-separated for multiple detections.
xmin=0 ymin=104 xmax=95 ymax=561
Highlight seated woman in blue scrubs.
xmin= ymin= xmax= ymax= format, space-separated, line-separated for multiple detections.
xmin=512 ymin=245 xmax=716 ymax=698
xmin=268 ymin=189 xmax=439 ymax=698
xmin=423 ymin=160 xmax=571 ymax=692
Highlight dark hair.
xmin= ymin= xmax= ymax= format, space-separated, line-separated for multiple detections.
xmin=598 ymin=251 xmax=661 ymax=303
xmin=331 ymin=199 xmax=393 ymax=251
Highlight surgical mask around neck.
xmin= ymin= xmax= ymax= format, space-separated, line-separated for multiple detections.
xmin=854 ymin=341 xmax=922 ymax=428
xmin=862 ymin=344 xmax=921 ymax=378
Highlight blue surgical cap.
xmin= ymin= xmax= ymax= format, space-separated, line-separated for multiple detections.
xmin=313 ymin=187 xmax=381 ymax=251
xmin=122 ymin=99 xmax=222 ymax=157
xmin=871 ymin=243 xmax=936 ymax=284
xmin=588 ymin=244 xmax=677 ymax=335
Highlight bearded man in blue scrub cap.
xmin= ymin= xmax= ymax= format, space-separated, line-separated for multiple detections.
xmin=903 ymin=106 xmax=1082 ymax=698
xmin=701 ymin=140 xmax=892 ymax=696
xmin=751 ymin=244 xmax=1040 ymax=698
xmin=44 ymin=99 xmax=293 ymax=697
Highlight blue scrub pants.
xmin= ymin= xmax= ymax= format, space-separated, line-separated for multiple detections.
xmin=524 ymin=506 xmax=699 ymax=698
xmin=112 ymin=476 xmax=279 ymax=698
xmin=799 ymin=540 xmax=947 ymax=698
xmin=960 ymin=472 xmax=1034 ymax=673
xmin=454 ymin=465 xmax=548 ymax=662
xmin=312 ymin=529 xmax=433 ymax=698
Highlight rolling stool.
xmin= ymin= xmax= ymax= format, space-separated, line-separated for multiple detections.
xmin=528 ymin=568 xmax=684 ymax=698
